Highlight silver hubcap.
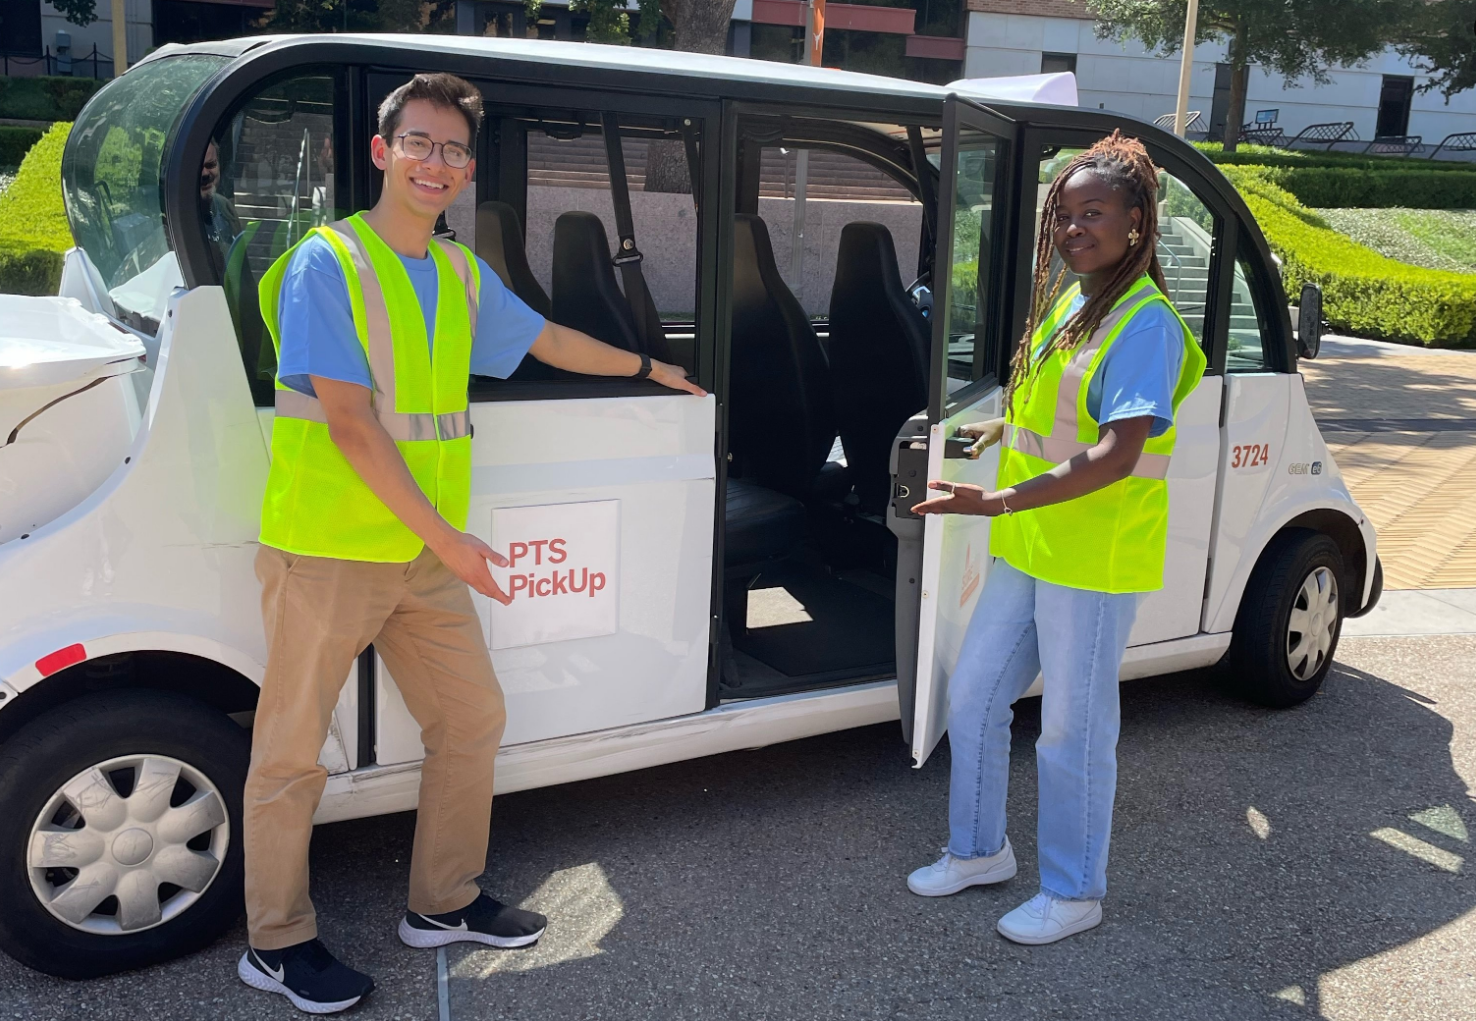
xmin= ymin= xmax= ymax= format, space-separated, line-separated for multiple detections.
xmin=28 ymin=754 xmax=229 ymax=935
xmin=1287 ymin=566 xmax=1339 ymax=681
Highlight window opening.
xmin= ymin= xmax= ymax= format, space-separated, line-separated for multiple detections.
xmin=211 ymin=71 xmax=345 ymax=407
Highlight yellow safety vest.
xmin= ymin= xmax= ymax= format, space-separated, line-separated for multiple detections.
xmin=990 ymin=274 xmax=1207 ymax=593
xmin=256 ymin=213 xmax=481 ymax=563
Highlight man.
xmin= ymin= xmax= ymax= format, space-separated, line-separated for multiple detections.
xmin=237 ymin=72 xmax=703 ymax=1014
xmin=199 ymin=139 xmax=243 ymax=278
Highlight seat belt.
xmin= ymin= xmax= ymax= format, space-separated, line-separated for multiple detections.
xmin=599 ymin=112 xmax=656 ymax=355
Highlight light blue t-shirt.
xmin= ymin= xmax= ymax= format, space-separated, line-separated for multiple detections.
xmin=275 ymin=235 xmax=546 ymax=397
xmin=1046 ymin=293 xmax=1189 ymax=438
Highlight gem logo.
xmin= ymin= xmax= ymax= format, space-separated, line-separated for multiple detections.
xmin=487 ymin=500 xmax=619 ymax=650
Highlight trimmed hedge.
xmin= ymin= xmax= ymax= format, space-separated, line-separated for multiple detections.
xmin=1222 ymin=166 xmax=1476 ymax=347
xmin=0 ymin=248 xmax=63 ymax=295
xmin=0 ymin=75 xmax=101 ymax=122
xmin=1256 ymin=165 xmax=1476 ymax=210
xmin=0 ymin=126 xmax=43 ymax=168
xmin=0 ymin=121 xmax=73 ymax=296
xmin=1195 ymin=142 xmax=1474 ymax=173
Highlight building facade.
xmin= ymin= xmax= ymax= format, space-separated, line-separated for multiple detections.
xmin=4 ymin=0 xmax=1473 ymax=145
xmin=963 ymin=0 xmax=1476 ymax=146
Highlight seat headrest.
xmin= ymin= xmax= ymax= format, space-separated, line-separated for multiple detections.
xmin=476 ymin=200 xmax=551 ymax=319
xmin=551 ymin=211 xmax=642 ymax=352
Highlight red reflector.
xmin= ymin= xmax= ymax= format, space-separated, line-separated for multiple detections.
xmin=36 ymin=644 xmax=86 ymax=677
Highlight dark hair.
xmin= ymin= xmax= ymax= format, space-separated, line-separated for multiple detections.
xmin=1006 ymin=130 xmax=1166 ymax=407
xmin=377 ymin=73 xmax=484 ymax=148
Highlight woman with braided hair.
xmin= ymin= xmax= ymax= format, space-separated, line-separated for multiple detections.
xmin=905 ymin=131 xmax=1206 ymax=944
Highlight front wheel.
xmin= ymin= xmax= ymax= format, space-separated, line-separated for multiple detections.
xmin=1228 ymin=529 xmax=1345 ymax=708
xmin=0 ymin=690 xmax=250 ymax=978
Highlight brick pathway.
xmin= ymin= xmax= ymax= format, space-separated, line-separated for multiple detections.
xmin=1302 ymin=339 xmax=1476 ymax=590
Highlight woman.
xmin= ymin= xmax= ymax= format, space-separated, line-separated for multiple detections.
xmin=906 ymin=132 xmax=1206 ymax=945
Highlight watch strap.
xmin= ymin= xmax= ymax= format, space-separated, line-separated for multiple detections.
xmin=634 ymin=352 xmax=652 ymax=379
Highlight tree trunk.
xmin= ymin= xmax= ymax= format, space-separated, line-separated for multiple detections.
xmin=1221 ymin=19 xmax=1249 ymax=153
xmin=643 ymin=0 xmax=737 ymax=192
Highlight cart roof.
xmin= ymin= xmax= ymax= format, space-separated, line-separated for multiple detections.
xmin=141 ymin=34 xmax=955 ymax=102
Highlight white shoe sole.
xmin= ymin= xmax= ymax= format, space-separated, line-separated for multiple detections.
xmin=996 ymin=903 xmax=1103 ymax=945
xmin=907 ymin=851 xmax=1018 ymax=897
xmin=397 ymin=917 xmax=545 ymax=949
xmin=237 ymin=953 xmax=363 ymax=1015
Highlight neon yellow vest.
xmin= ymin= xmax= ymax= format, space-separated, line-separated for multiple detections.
xmin=257 ymin=213 xmax=482 ymax=563
xmin=990 ymin=275 xmax=1207 ymax=593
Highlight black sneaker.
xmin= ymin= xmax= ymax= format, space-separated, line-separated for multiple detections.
xmin=398 ymin=892 xmax=547 ymax=949
xmin=237 ymin=939 xmax=374 ymax=1015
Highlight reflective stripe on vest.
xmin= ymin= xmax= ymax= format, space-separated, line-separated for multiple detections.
xmin=257 ymin=213 xmax=482 ymax=563
xmin=989 ymin=273 xmax=1207 ymax=593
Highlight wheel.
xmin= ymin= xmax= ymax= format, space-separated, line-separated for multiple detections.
xmin=1228 ymin=529 xmax=1345 ymax=708
xmin=0 ymin=690 xmax=250 ymax=978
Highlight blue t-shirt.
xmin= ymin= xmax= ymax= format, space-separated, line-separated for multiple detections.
xmin=275 ymin=234 xmax=546 ymax=397
xmin=1045 ymin=293 xmax=1189 ymax=438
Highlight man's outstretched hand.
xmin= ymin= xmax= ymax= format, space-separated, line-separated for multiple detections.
xmin=649 ymin=359 xmax=707 ymax=397
xmin=431 ymin=530 xmax=513 ymax=605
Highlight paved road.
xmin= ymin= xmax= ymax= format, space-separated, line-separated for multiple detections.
xmin=3 ymin=634 xmax=1474 ymax=1020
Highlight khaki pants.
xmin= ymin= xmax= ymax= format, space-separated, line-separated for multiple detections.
xmin=244 ymin=545 xmax=506 ymax=950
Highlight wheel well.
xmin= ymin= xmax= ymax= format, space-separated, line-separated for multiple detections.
xmin=0 ymin=651 xmax=258 ymax=746
xmin=1278 ymin=510 xmax=1367 ymax=613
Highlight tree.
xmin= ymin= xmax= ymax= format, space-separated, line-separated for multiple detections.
xmin=1086 ymin=0 xmax=1424 ymax=151
xmin=51 ymin=0 xmax=98 ymax=27
xmin=1398 ymin=0 xmax=1476 ymax=100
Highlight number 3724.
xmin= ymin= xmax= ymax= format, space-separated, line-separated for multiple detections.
xmin=1231 ymin=443 xmax=1271 ymax=469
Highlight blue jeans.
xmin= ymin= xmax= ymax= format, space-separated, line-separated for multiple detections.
xmin=946 ymin=559 xmax=1140 ymax=902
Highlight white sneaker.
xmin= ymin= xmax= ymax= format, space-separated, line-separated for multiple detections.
xmin=996 ymin=893 xmax=1102 ymax=945
xmin=907 ymin=839 xmax=1017 ymax=896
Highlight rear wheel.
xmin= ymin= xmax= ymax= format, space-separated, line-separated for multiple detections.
xmin=0 ymin=690 xmax=249 ymax=978
xmin=1228 ymin=529 xmax=1345 ymax=708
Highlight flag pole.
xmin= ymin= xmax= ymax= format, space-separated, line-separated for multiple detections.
xmin=1173 ymin=0 xmax=1200 ymax=136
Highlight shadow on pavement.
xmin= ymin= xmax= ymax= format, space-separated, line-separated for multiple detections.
xmin=430 ymin=658 xmax=1474 ymax=1021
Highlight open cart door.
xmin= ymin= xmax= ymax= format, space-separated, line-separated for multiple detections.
xmin=909 ymin=96 xmax=1020 ymax=768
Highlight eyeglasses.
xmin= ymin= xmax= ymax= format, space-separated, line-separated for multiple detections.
xmin=394 ymin=133 xmax=473 ymax=169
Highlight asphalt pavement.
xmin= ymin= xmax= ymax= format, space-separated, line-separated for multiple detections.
xmin=3 ymin=634 xmax=1474 ymax=1021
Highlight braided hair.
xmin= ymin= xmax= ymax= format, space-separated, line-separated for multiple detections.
xmin=1004 ymin=130 xmax=1166 ymax=409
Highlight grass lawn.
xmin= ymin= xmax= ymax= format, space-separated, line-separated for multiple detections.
xmin=1316 ymin=207 xmax=1476 ymax=274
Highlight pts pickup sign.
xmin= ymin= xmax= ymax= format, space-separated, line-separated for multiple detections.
xmin=487 ymin=500 xmax=620 ymax=650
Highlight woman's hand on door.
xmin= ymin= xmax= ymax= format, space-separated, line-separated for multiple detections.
xmin=956 ymin=418 xmax=1005 ymax=458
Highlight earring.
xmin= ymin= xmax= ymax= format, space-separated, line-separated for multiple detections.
xmin=1128 ymin=228 xmax=1141 ymax=247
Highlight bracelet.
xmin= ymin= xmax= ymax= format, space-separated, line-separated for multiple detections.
xmin=998 ymin=491 xmax=1014 ymax=515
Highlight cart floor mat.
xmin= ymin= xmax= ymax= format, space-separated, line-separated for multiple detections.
xmin=726 ymin=563 xmax=895 ymax=693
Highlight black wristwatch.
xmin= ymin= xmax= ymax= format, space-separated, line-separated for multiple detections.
xmin=633 ymin=352 xmax=652 ymax=379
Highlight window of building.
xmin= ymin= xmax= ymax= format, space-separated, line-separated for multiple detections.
xmin=1376 ymin=75 xmax=1414 ymax=138
xmin=1041 ymin=52 xmax=1077 ymax=75
xmin=0 ymin=0 xmax=43 ymax=56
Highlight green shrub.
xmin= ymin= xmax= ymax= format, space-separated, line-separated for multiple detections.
xmin=1256 ymin=165 xmax=1476 ymax=209
xmin=1221 ymin=166 xmax=1476 ymax=347
xmin=0 ymin=122 xmax=73 ymax=257
xmin=0 ymin=75 xmax=101 ymax=122
xmin=0 ymin=126 xmax=43 ymax=168
xmin=0 ymin=248 xmax=64 ymax=295
xmin=1194 ymin=142 xmax=1471 ymax=173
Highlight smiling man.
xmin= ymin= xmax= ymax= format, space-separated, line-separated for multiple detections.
xmin=237 ymin=73 xmax=702 ymax=1014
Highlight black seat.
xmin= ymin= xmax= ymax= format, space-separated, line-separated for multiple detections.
xmin=827 ymin=222 xmax=930 ymax=514
xmin=549 ymin=210 xmax=673 ymax=362
xmin=729 ymin=213 xmax=838 ymax=503
xmin=475 ymin=200 xmax=551 ymax=318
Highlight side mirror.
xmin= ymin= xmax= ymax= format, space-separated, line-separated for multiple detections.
xmin=1296 ymin=282 xmax=1323 ymax=360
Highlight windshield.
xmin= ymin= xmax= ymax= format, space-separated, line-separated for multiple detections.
xmin=61 ymin=53 xmax=228 ymax=326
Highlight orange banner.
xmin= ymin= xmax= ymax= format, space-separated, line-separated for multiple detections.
xmin=808 ymin=0 xmax=827 ymax=67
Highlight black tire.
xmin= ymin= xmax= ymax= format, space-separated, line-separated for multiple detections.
xmin=0 ymin=690 xmax=249 ymax=979
xmin=1228 ymin=528 xmax=1345 ymax=708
